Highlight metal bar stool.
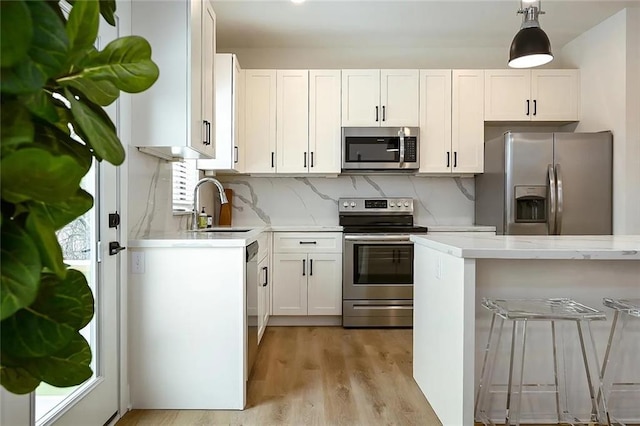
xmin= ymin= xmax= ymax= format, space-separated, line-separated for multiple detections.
xmin=475 ymin=298 xmax=609 ymax=426
xmin=601 ymin=298 xmax=640 ymax=425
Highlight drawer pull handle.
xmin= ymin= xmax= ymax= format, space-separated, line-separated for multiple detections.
xmin=299 ymin=241 xmax=317 ymax=245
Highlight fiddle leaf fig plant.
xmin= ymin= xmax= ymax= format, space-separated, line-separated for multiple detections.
xmin=0 ymin=0 xmax=159 ymax=394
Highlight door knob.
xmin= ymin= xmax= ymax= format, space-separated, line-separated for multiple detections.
xmin=109 ymin=241 xmax=127 ymax=256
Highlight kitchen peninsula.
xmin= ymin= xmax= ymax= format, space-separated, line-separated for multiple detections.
xmin=410 ymin=234 xmax=640 ymax=425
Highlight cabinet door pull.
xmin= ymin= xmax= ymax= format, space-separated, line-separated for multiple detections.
xmin=526 ymin=99 xmax=530 ymax=116
xmin=446 ymin=151 xmax=450 ymax=168
xmin=454 ymin=152 xmax=458 ymax=168
xmin=309 ymin=259 xmax=313 ymax=276
xmin=533 ymin=99 xmax=537 ymax=116
xmin=299 ymin=241 xmax=317 ymax=245
xmin=302 ymin=259 xmax=306 ymax=276
xmin=202 ymin=120 xmax=208 ymax=145
xmin=382 ymin=105 xmax=386 ymax=122
xmin=304 ymin=152 xmax=307 ymax=168
xmin=375 ymin=106 xmax=379 ymax=122
xmin=310 ymin=152 xmax=314 ymax=168
xmin=271 ymin=152 xmax=275 ymax=168
xmin=234 ymin=146 xmax=239 ymax=163
xmin=262 ymin=266 xmax=268 ymax=287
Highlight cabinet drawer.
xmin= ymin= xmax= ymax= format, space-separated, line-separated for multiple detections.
xmin=273 ymin=232 xmax=342 ymax=253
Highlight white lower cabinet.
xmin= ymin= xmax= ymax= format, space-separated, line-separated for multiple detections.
xmin=272 ymin=232 xmax=342 ymax=316
xmin=256 ymin=231 xmax=271 ymax=343
xmin=257 ymin=254 xmax=270 ymax=343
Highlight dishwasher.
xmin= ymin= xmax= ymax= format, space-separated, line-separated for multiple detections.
xmin=245 ymin=241 xmax=259 ymax=380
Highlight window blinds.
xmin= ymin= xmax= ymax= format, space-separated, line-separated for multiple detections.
xmin=172 ymin=160 xmax=198 ymax=213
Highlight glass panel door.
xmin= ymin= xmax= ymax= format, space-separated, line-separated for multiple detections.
xmin=353 ymin=243 xmax=413 ymax=284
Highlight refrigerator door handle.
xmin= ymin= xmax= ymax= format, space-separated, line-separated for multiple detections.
xmin=555 ymin=164 xmax=564 ymax=235
xmin=548 ymin=164 xmax=557 ymax=235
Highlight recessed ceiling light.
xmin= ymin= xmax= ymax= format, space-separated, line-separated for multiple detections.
xmin=291 ymin=0 xmax=306 ymax=4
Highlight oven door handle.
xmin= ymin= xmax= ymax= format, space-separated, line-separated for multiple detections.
xmin=353 ymin=305 xmax=413 ymax=310
xmin=344 ymin=235 xmax=412 ymax=242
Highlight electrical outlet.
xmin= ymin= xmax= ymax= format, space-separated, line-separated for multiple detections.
xmin=435 ymin=257 xmax=442 ymax=279
xmin=131 ymin=252 xmax=145 ymax=274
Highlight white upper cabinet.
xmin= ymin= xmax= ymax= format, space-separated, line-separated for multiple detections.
xmin=132 ymin=0 xmax=216 ymax=160
xmin=530 ymin=70 xmax=580 ymax=121
xmin=452 ymin=69 xmax=484 ymax=173
xmin=276 ymin=70 xmax=309 ymax=173
xmin=484 ymin=69 xmax=579 ymax=122
xmin=419 ymin=70 xmax=484 ymax=174
xmin=243 ymin=69 xmax=341 ymax=175
xmin=341 ymin=69 xmax=419 ymax=127
xmin=244 ymin=70 xmax=277 ymax=173
xmin=197 ymin=53 xmax=243 ymax=172
xmin=419 ymin=70 xmax=452 ymax=174
xmin=341 ymin=69 xmax=380 ymax=126
xmin=309 ymin=70 xmax=341 ymax=174
xmin=380 ymin=70 xmax=420 ymax=127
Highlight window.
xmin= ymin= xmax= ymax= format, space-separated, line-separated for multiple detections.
xmin=172 ymin=160 xmax=199 ymax=214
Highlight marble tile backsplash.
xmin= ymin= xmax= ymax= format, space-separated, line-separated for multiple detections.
xmin=217 ymin=175 xmax=475 ymax=227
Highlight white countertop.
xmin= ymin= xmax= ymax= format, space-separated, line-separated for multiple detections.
xmin=423 ymin=225 xmax=496 ymax=232
xmin=129 ymin=227 xmax=268 ymax=248
xmin=128 ymin=225 xmax=343 ymax=248
xmin=410 ymin=234 xmax=640 ymax=260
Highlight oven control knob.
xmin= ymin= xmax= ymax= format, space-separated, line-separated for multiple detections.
xmin=397 ymin=204 xmax=402 ymax=208
xmin=350 ymin=202 xmax=356 ymax=207
xmin=390 ymin=202 xmax=395 ymax=207
xmin=404 ymin=202 xmax=409 ymax=207
xmin=343 ymin=202 xmax=348 ymax=207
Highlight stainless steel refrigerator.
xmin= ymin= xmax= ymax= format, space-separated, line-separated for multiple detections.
xmin=475 ymin=131 xmax=613 ymax=235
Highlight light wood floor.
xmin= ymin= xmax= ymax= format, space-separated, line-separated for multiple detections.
xmin=117 ymin=326 xmax=441 ymax=426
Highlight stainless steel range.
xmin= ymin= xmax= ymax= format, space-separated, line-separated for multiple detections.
xmin=340 ymin=197 xmax=428 ymax=328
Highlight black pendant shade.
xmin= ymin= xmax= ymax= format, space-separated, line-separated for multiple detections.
xmin=508 ymin=27 xmax=553 ymax=68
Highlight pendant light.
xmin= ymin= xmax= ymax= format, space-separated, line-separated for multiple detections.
xmin=508 ymin=0 xmax=553 ymax=68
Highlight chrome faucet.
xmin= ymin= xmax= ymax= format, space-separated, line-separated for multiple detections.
xmin=192 ymin=177 xmax=229 ymax=230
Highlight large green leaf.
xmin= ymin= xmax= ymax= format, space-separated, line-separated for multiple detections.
xmin=66 ymin=89 xmax=124 ymax=165
xmin=59 ymin=36 xmax=159 ymax=94
xmin=0 ymin=59 xmax=48 ymax=94
xmin=24 ymin=333 xmax=92 ymax=387
xmin=0 ymin=365 xmax=40 ymax=395
xmin=66 ymin=0 xmax=99 ymax=56
xmin=0 ymin=221 xmax=42 ymax=320
xmin=28 ymin=189 xmax=93 ymax=231
xmin=62 ymin=75 xmax=120 ymax=106
xmin=34 ymin=124 xmax=94 ymax=174
xmin=25 ymin=0 xmax=69 ymax=78
xmin=0 ymin=147 xmax=85 ymax=203
xmin=21 ymin=90 xmax=59 ymax=123
xmin=0 ymin=308 xmax=76 ymax=358
xmin=0 ymin=101 xmax=34 ymax=155
xmin=33 ymin=271 xmax=94 ymax=330
xmin=0 ymin=1 xmax=68 ymax=94
xmin=25 ymin=213 xmax=66 ymax=279
xmin=99 ymin=0 xmax=116 ymax=26
xmin=0 ymin=1 xmax=33 ymax=68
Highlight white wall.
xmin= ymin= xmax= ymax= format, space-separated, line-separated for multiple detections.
xmin=224 ymin=46 xmax=510 ymax=69
xmin=561 ymin=8 xmax=640 ymax=234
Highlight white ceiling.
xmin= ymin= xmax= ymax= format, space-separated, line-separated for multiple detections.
xmin=213 ymin=0 xmax=640 ymax=50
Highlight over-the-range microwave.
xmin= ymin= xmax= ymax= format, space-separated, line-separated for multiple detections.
xmin=341 ymin=127 xmax=419 ymax=172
